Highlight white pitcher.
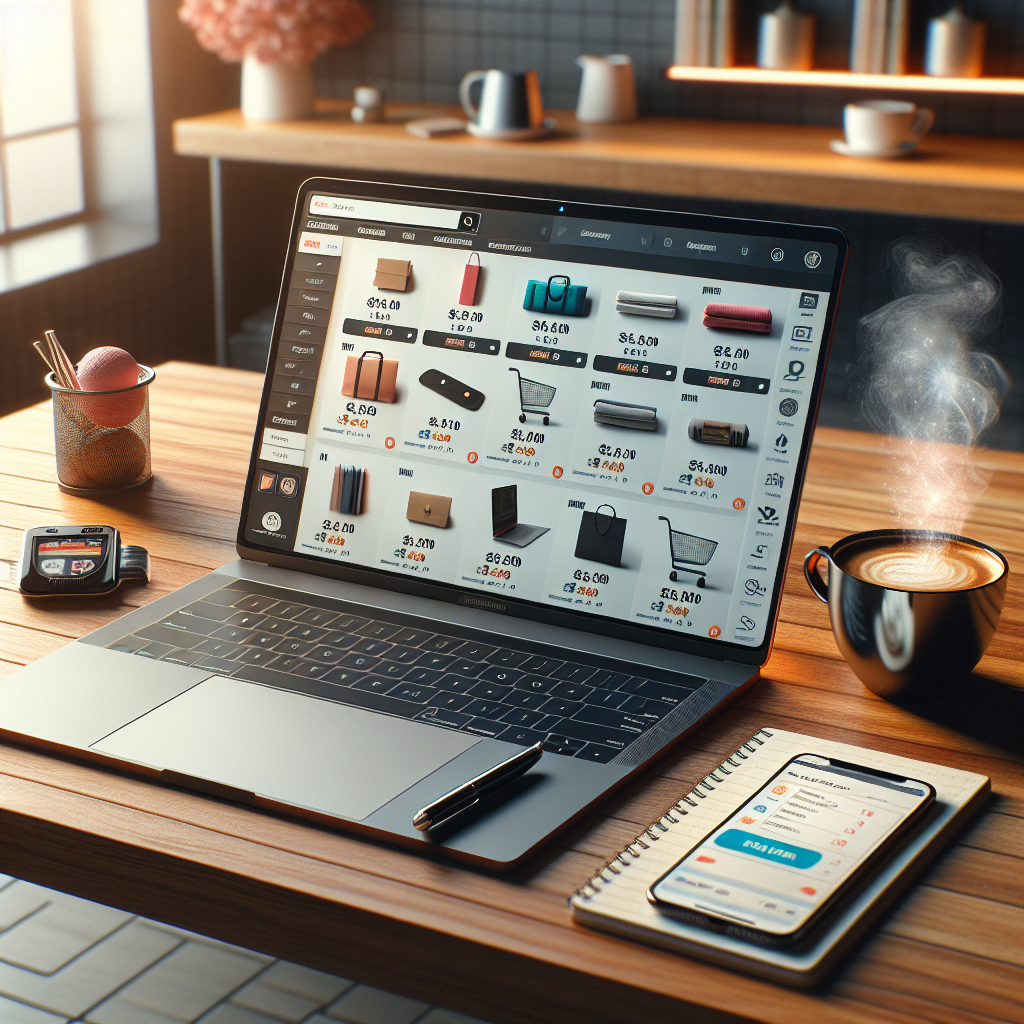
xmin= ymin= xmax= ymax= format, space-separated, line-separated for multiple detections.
xmin=575 ymin=54 xmax=637 ymax=124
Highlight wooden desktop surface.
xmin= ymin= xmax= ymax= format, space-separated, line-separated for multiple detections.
xmin=173 ymin=102 xmax=1024 ymax=224
xmin=1 ymin=362 xmax=1021 ymax=1024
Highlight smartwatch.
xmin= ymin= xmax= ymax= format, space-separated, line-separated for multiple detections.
xmin=19 ymin=525 xmax=150 ymax=597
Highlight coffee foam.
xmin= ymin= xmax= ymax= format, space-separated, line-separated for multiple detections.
xmin=839 ymin=538 xmax=1003 ymax=592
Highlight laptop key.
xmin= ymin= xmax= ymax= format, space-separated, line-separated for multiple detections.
xmin=552 ymin=719 xmax=636 ymax=749
xmin=427 ymin=691 xmax=473 ymax=711
xmin=318 ymin=630 xmax=359 ymax=649
xmin=353 ymin=637 xmax=393 ymax=657
xmin=184 ymin=601 xmax=237 ymax=622
xmin=352 ymin=676 xmax=395 ymax=693
xmin=331 ymin=613 xmax=371 ymax=632
xmin=502 ymin=690 xmax=547 ymax=710
xmin=293 ymin=607 xmax=339 ymax=627
xmin=586 ymin=669 xmax=632 ymax=690
xmin=463 ymin=718 xmax=506 ymax=738
xmin=542 ymin=735 xmax=587 ymax=755
xmin=355 ymin=620 xmax=402 ymax=640
xmin=274 ymin=638 xmax=314 ymax=657
xmin=501 ymin=707 xmax=544 ymax=728
xmin=575 ymin=743 xmax=617 ymax=763
xmin=520 ymin=656 xmax=564 ymax=676
xmin=486 ymin=649 xmax=529 ymax=668
xmin=339 ymin=652 xmax=381 ymax=672
xmin=417 ymin=707 xmax=472 ymax=729
xmin=619 ymin=695 xmax=671 ymax=720
xmin=136 ymin=642 xmax=174 ymax=659
xmin=390 ymin=627 xmax=434 ymax=646
xmin=194 ymin=638 xmax=243 ymax=658
xmin=267 ymin=654 xmax=305 ymax=672
xmin=211 ymin=625 xmax=256 ymax=644
xmin=497 ymin=725 xmax=544 ymax=746
xmin=552 ymin=662 xmax=597 ymax=684
xmin=450 ymin=641 xmax=498 ymax=660
xmin=573 ymin=705 xmax=648 ymax=732
xmin=462 ymin=698 xmax=506 ymax=718
xmin=323 ymin=667 xmax=364 ymax=686
xmin=479 ymin=666 xmax=523 ymax=686
xmin=287 ymin=623 xmax=328 ymax=643
xmin=446 ymin=658 xmax=485 ymax=677
xmin=159 ymin=613 xmax=220 ymax=636
xmin=539 ymin=697 xmax=584 ymax=718
xmin=470 ymin=681 xmax=512 ymax=702
xmin=376 ymin=661 xmax=410 ymax=679
xmin=585 ymin=688 xmax=630 ymax=709
xmin=402 ymin=667 xmax=444 ymax=687
xmin=245 ymin=631 xmax=281 ymax=649
xmin=161 ymin=648 xmax=203 ymax=665
xmin=415 ymin=652 xmax=455 ymax=672
xmin=434 ymin=674 xmax=479 ymax=694
xmin=380 ymin=645 xmax=424 ymax=664
xmin=389 ymin=683 xmax=438 ymax=703
xmin=513 ymin=675 xmax=555 ymax=694
xmin=306 ymin=646 xmax=347 ymax=664
xmin=198 ymin=587 xmax=242 ymax=605
xmin=421 ymin=635 xmax=462 ymax=653
xmin=232 ymin=594 xmax=278 ymax=612
xmin=549 ymin=680 xmax=594 ymax=702
xmin=533 ymin=714 xmax=563 ymax=732
xmin=194 ymin=655 xmax=242 ymax=674
xmin=618 ymin=677 xmax=696 ymax=704
xmin=226 ymin=610 xmax=266 ymax=629
xmin=256 ymin=616 xmax=294 ymax=635
xmin=265 ymin=601 xmax=310 ymax=619
xmin=234 ymin=647 xmax=279 ymax=666
xmin=292 ymin=660 xmax=332 ymax=679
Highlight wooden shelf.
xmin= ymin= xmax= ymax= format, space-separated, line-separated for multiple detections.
xmin=173 ymin=102 xmax=1024 ymax=224
xmin=666 ymin=65 xmax=1024 ymax=95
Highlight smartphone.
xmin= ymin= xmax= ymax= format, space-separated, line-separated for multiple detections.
xmin=647 ymin=753 xmax=936 ymax=945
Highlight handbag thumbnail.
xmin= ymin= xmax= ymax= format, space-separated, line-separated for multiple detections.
xmin=523 ymin=275 xmax=588 ymax=317
xmin=615 ymin=290 xmax=677 ymax=319
xmin=406 ymin=491 xmax=452 ymax=528
xmin=702 ymin=303 xmax=771 ymax=333
xmin=374 ymin=258 xmax=412 ymax=292
xmin=330 ymin=466 xmax=366 ymax=515
xmin=342 ymin=351 xmax=398 ymax=403
xmin=574 ymin=504 xmax=626 ymax=568
xmin=688 ymin=418 xmax=749 ymax=447
xmin=593 ymin=399 xmax=657 ymax=432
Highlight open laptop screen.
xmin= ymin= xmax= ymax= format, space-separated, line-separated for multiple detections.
xmin=240 ymin=180 xmax=845 ymax=659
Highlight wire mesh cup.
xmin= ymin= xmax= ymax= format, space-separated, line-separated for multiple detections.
xmin=48 ymin=365 xmax=155 ymax=494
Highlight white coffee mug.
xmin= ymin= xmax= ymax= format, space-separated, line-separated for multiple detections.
xmin=844 ymin=100 xmax=934 ymax=154
xmin=575 ymin=54 xmax=637 ymax=123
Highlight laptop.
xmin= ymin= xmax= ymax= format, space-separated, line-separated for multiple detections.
xmin=1 ymin=179 xmax=847 ymax=869
xmin=492 ymin=484 xmax=549 ymax=547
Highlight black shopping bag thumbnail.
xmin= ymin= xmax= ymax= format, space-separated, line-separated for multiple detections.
xmin=574 ymin=504 xmax=626 ymax=568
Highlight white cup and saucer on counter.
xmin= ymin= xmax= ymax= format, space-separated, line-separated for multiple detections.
xmin=831 ymin=100 xmax=934 ymax=159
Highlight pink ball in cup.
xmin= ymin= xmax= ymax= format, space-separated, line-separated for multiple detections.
xmin=76 ymin=346 xmax=145 ymax=427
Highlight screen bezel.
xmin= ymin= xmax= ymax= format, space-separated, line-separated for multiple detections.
xmin=646 ymin=753 xmax=936 ymax=940
xmin=236 ymin=177 xmax=849 ymax=667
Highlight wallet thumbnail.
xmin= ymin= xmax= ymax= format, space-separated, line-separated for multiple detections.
xmin=615 ymin=291 xmax=677 ymax=319
xmin=374 ymin=258 xmax=412 ymax=292
xmin=330 ymin=466 xmax=366 ymax=515
xmin=688 ymin=418 xmax=749 ymax=447
xmin=593 ymin=399 xmax=657 ymax=432
xmin=342 ymin=351 xmax=398 ymax=403
xmin=702 ymin=303 xmax=772 ymax=333
xmin=419 ymin=368 xmax=485 ymax=410
xmin=406 ymin=491 xmax=452 ymax=528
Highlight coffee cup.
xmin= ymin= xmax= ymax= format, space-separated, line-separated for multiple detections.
xmin=459 ymin=69 xmax=544 ymax=135
xmin=843 ymin=100 xmax=934 ymax=155
xmin=804 ymin=529 xmax=1007 ymax=700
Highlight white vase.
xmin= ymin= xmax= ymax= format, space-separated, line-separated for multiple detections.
xmin=240 ymin=54 xmax=314 ymax=121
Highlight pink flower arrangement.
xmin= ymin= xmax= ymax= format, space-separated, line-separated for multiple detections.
xmin=179 ymin=0 xmax=373 ymax=67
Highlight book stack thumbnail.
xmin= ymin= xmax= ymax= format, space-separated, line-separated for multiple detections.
xmin=330 ymin=466 xmax=366 ymax=515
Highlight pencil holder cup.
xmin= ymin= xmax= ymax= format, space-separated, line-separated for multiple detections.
xmin=47 ymin=365 xmax=155 ymax=494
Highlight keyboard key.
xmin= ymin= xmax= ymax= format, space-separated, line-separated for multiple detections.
xmin=550 ymin=680 xmax=594 ymax=702
xmin=353 ymin=637 xmax=393 ymax=657
xmin=194 ymin=655 xmax=241 ymax=674
xmin=378 ymin=645 xmax=421 ymax=664
xmin=234 ymin=594 xmax=278 ymax=612
xmin=391 ymin=627 xmax=433 ymax=646
xmin=520 ymin=656 xmax=564 ymax=676
xmin=426 ymin=691 xmax=473 ymax=712
xmin=245 ymin=631 xmax=281 ymax=649
xmin=573 ymin=705 xmax=648 ymax=733
xmin=486 ymin=649 xmax=528 ymax=668
xmin=211 ymin=625 xmax=256 ymax=644
xmin=497 ymin=725 xmax=544 ymax=747
xmin=513 ymin=675 xmax=555 ymax=694
xmin=389 ymin=683 xmax=438 ymax=703
xmin=502 ymin=690 xmax=547 ymax=710
xmin=417 ymin=707 xmax=472 ymax=730
xmin=292 ymin=660 xmax=332 ymax=679
xmin=450 ymin=641 xmax=497 ymax=660
xmin=415 ymin=652 xmax=455 ymax=672
xmin=318 ymin=630 xmax=359 ymax=649
xmin=287 ymin=623 xmax=327 ymax=643
xmin=226 ymin=610 xmax=266 ymax=629
xmin=161 ymin=648 xmax=203 ymax=665
xmin=323 ymin=667 xmax=364 ymax=686
xmin=445 ymin=659 xmax=486 ymax=677
xmin=434 ymin=674 xmax=479 ymax=694
xmin=234 ymin=647 xmax=279 ymax=666
xmin=268 ymin=654 xmax=305 ymax=673
xmin=135 ymin=641 xmax=175 ymax=659
xmin=306 ymin=646 xmax=346 ymax=664
xmin=532 ymin=714 xmax=563 ymax=732
xmin=293 ymin=607 xmax=339 ymax=627
xmin=539 ymin=697 xmax=584 ymax=718
xmin=586 ymin=669 xmax=631 ymax=690
xmin=462 ymin=698 xmax=506 ymax=719
xmin=542 ymin=734 xmax=586 ymax=755
xmin=352 ymin=676 xmax=394 ymax=693
xmin=501 ymin=707 xmax=544 ymax=728
xmin=552 ymin=719 xmax=636 ymax=750
xmin=421 ymin=635 xmax=462 ymax=653
xmin=479 ymin=666 xmax=523 ymax=686
xmin=402 ymin=667 xmax=444 ymax=687
xmin=619 ymin=695 xmax=671 ymax=720
xmin=618 ymin=677 xmax=696 ymax=704
xmin=339 ymin=652 xmax=381 ymax=672
xmin=184 ymin=601 xmax=236 ymax=622
xmin=355 ymin=620 xmax=402 ymax=640
xmin=194 ymin=638 xmax=242 ymax=658
xmin=255 ymin=616 xmax=293 ymax=635
xmin=274 ymin=638 xmax=314 ymax=658
xmin=462 ymin=718 xmax=506 ymax=738
xmin=470 ymin=680 xmax=513 ymax=701
xmin=264 ymin=601 xmax=309 ymax=619
xmin=552 ymin=662 xmax=597 ymax=684
xmin=376 ymin=661 xmax=410 ymax=679
xmin=198 ymin=587 xmax=244 ymax=605
xmin=575 ymin=743 xmax=618 ymax=763
xmin=159 ymin=613 xmax=220 ymax=636
xmin=331 ymin=613 xmax=371 ymax=632
xmin=585 ymin=688 xmax=629 ymax=709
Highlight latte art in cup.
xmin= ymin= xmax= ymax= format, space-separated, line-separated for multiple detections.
xmin=838 ymin=538 xmax=1004 ymax=592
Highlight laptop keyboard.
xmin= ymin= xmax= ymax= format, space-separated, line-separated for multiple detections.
xmin=105 ymin=580 xmax=707 ymax=764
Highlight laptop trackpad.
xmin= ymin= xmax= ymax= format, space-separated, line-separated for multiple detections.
xmin=92 ymin=676 xmax=479 ymax=821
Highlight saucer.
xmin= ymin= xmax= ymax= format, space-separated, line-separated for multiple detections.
xmin=830 ymin=139 xmax=917 ymax=159
xmin=466 ymin=118 xmax=556 ymax=141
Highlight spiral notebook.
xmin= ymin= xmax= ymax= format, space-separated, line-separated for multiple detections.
xmin=569 ymin=727 xmax=989 ymax=987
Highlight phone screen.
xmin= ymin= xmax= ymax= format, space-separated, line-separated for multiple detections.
xmin=649 ymin=754 xmax=934 ymax=937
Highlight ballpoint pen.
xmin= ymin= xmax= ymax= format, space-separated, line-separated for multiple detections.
xmin=413 ymin=741 xmax=544 ymax=831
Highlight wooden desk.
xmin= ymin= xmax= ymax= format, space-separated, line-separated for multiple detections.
xmin=173 ymin=102 xmax=1024 ymax=364
xmin=2 ymin=362 xmax=1022 ymax=1024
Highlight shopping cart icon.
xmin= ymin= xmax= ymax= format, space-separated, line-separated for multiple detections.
xmin=658 ymin=515 xmax=717 ymax=587
xmin=509 ymin=367 xmax=556 ymax=425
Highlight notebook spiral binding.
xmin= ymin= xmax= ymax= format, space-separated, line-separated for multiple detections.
xmin=572 ymin=728 xmax=775 ymax=901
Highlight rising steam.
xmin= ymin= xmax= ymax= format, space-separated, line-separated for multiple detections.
xmin=857 ymin=239 xmax=1010 ymax=534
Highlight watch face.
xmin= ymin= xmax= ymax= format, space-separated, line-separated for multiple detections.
xmin=34 ymin=536 xmax=106 ymax=577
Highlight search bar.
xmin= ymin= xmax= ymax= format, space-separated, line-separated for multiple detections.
xmin=309 ymin=195 xmax=478 ymax=232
